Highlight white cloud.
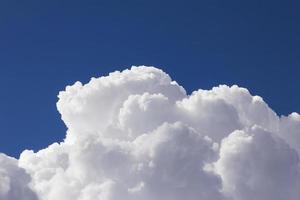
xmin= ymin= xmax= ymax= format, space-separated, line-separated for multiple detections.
xmin=213 ymin=127 xmax=300 ymax=200
xmin=0 ymin=154 xmax=38 ymax=200
xmin=1 ymin=66 xmax=300 ymax=200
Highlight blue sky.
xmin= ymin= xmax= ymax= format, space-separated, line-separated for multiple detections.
xmin=0 ymin=0 xmax=299 ymax=157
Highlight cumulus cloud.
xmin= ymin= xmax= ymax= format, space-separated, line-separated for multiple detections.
xmin=1 ymin=66 xmax=300 ymax=200
xmin=213 ymin=127 xmax=300 ymax=200
xmin=0 ymin=154 xmax=38 ymax=200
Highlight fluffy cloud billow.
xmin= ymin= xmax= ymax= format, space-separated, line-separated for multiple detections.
xmin=1 ymin=66 xmax=300 ymax=200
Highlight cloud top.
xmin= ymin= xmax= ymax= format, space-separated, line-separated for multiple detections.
xmin=1 ymin=66 xmax=299 ymax=200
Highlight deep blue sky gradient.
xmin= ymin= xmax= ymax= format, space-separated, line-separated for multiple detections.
xmin=1 ymin=0 xmax=300 ymax=157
